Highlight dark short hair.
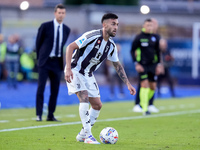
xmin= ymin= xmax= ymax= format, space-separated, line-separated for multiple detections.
xmin=101 ymin=13 xmax=118 ymax=23
xmin=144 ymin=18 xmax=152 ymax=23
xmin=54 ymin=4 xmax=65 ymax=12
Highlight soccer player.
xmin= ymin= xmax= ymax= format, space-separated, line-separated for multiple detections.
xmin=64 ymin=13 xmax=136 ymax=144
xmin=131 ymin=18 xmax=162 ymax=115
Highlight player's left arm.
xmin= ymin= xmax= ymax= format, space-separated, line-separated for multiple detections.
xmin=112 ymin=61 xmax=136 ymax=95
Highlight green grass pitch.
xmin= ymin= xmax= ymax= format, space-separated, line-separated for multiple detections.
xmin=0 ymin=97 xmax=200 ymax=150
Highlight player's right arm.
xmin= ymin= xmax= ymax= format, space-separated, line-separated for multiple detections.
xmin=65 ymin=42 xmax=79 ymax=83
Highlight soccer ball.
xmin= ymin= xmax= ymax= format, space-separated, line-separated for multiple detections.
xmin=99 ymin=127 xmax=118 ymax=144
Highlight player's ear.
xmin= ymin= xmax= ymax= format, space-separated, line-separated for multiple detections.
xmin=102 ymin=20 xmax=107 ymax=28
xmin=102 ymin=22 xmax=106 ymax=28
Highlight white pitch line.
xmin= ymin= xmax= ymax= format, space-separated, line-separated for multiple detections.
xmin=189 ymin=104 xmax=195 ymax=107
xmin=0 ymin=104 xmax=196 ymax=123
xmin=66 ymin=114 xmax=77 ymax=118
xmin=169 ymin=105 xmax=176 ymax=109
xmin=1 ymin=114 xmax=77 ymax=122
xmin=0 ymin=120 xmax=9 ymax=123
xmin=158 ymin=106 xmax=166 ymax=110
xmin=16 ymin=119 xmax=28 ymax=122
xmin=0 ymin=109 xmax=200 ymax=133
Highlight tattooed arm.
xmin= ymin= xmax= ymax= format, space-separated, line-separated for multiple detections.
xmin=113 ymin=61 xmax=129 ymax=85
xmin=112 ymin=61 xmax=136 ymax=95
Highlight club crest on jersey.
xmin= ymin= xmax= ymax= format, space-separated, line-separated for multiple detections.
xmin=151 ymin=36 xmax=156 ymax=42
xmin=154 ymin=76 xmax=157 ymax=81
xmin=97 ymin=40 xmax=101 ymax=44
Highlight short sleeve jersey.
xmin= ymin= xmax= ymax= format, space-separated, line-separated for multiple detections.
xmin=71 ymin=29 xmax=119 ymax=77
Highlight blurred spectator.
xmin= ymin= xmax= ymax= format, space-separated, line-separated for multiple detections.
xmin=105 ymin=43 xmax=125 ymax=99
xmin=20 ymin=48 xmax=35 ymax=80
xmin=157 ymin=38 xmax=176 ymax=97
xmin=0 ymin=34 xmax=7 ymax=80
xmin=13 ymin=34 xmax=23 ymax=49
xmin=5 ymin=34 xmax=21 ymax=89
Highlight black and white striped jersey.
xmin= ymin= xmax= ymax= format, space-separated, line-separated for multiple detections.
xmin=71 ymin=29 xmax=119 ymax=77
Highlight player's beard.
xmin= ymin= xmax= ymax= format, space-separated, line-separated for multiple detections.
xmin=107 ymin=29 xmax=116 ymax=37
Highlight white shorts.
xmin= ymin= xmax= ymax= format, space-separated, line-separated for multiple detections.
xmin=66 ymin=69 xmax=100 ymax=97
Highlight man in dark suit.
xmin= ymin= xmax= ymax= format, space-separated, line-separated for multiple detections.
xmin=35 ymin=4 xmax=70 ymax=121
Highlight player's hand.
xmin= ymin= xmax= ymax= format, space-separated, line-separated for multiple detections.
xmin=135 ymin=63 xmax=144 ymax=73
xmin=156 ymin=63 xmax=164 ymax=75
xmin=65 ymin=68 xmax=73 ymax=83
xmin=127 ymin=83 xmax=136 ymax=95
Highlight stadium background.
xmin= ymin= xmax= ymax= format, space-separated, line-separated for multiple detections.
xmin=0 ymin=0 xmax=200 ymax=108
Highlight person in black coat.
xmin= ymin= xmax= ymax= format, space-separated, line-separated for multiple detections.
xmin=35 ymin=4 xmax=70 ymax=121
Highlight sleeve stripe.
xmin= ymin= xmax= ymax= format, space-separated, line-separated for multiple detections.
xmin=86 ymin=30 xmax=101 ymax=39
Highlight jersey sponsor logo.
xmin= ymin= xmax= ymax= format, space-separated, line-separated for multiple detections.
xmin=141 ymin=42 xmax=149 ymax=47
xmin=140 ymin=39 xmax=148 ymax=42
xmin=89 ymin=57 xmax=100 ymax=65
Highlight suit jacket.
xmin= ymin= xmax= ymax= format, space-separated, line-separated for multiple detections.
xmin=36 ymin=20 xmax=70 ymax=70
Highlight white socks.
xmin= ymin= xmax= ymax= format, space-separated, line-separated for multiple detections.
xmin=79 ymin=103 xmax=100 ymax=136
xmin=89 ymin=107 xmax=100 ymax=127
xmin=79 ymin=103 xmax=91 ymax=136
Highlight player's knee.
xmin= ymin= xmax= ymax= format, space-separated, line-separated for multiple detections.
xmin=140 ymin=80 xmax=149 ymax=88
xmin=93 ymin=102 xmax=102 ymax=110
xmin=98 ymin=102 xmax=102 ymax=110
